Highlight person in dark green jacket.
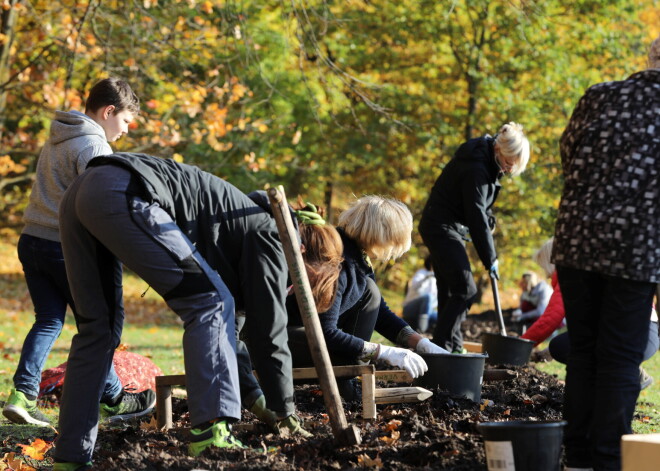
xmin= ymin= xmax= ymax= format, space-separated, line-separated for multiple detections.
xmin=53 ymin=153 xmax=308 ymax=470
xmin=418 ymin=123 xmax=530 ymax=353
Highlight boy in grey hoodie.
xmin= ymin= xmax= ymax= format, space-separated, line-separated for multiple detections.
xmin=2 ymin=78 xmax=153 ymax=427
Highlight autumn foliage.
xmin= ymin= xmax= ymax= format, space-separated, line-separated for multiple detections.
xmin=0 ymin=0 xmax=657 ymax=285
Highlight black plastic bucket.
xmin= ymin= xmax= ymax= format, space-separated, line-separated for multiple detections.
xmin=482 ymin=333 xmax=535 ymax=366
xmin=478 ymin=420 xmax=567 ymax=471
xmin=413 ymin=352 xmax=487 ymax=402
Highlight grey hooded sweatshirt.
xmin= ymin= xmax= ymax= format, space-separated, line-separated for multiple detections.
xmin=22 ymin=110 xmax=112 ymax=241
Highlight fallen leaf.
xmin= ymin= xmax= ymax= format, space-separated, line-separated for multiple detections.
xmin=17 ymin=438 xmax=52 ymax=460
xmin=383 ymin=419 xmax=401 ymax=432
xmin=3 ymin=452 xmax=36 ymax=470
xmin=379 ymin=430 xmax=400 ymax=446
xmin=140 ymin=416 xmax=159 ymax=431
xmin=357 ymin=453 xmax=382 ymax=468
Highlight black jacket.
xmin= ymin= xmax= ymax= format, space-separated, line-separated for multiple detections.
xmin=288 ymin=229 xmax=408 ymax=357
xmin=419 ymin=136 xmax=501 ymax=268
xmin=88 ymin=152 xmax=288 ymax=311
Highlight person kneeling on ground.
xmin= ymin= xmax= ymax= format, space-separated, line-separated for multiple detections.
xmin=287 ymin=197 xmax=448 ymax=401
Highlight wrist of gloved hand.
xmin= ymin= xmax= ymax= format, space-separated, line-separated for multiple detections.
xmin=415 ymin=338 xmax=449 ymax=355
xmin=376 ymin=344 xmax=428 ymax=378
xmin=360 ymin=341 xmax=380 ymax=361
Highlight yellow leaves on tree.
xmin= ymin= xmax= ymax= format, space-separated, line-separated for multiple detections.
xmin=0 ymin=155 xmax=26 ymax=177
xmin=200 ymin=1 xmax=213 ymax=14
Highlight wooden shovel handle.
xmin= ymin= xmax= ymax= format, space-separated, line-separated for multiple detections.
xmin=268 ymin=187 xmax=361 ymax=446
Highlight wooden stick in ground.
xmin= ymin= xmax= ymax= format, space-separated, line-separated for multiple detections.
xmin=490 ymin=273 xmax=507 ymax=336
xmin=267 ymin=186 xmax=362 ymax=446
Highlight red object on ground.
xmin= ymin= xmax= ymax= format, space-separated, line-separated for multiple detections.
xmin=39 ymin=350 xmax=163 ymax=397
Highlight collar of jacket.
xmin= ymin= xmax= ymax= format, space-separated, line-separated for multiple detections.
xmin=628 ymin=68 xmax=660 ymax=83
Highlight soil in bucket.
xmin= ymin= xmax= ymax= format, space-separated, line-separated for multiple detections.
xmin=477 ymin=420 xmax=567 ymax=471
xmin=482 ymin=332 xmax=535 ymax=366
xmin=413 ymin=352 xmax=487 ymax=402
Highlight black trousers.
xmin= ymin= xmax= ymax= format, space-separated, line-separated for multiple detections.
xmin=425 ymin=236 xmax=477 ymax=352
xmin=558 ymin=266 xmax=655 ymax=470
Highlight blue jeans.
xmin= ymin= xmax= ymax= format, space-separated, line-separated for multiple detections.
xmin=557 ymin=266 xmax=656 ymax=470
xmin=15 ymin=233 xmax=122 ymax=400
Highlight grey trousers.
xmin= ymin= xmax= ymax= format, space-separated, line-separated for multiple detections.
xmin=55 ymin=165 xmax=240 ymax=462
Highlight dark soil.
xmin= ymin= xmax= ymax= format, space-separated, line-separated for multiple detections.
xmin=9 ymin=311 xmax=565 ymax=470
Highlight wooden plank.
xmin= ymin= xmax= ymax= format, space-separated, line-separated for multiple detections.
xmin=292 ymin=365 xmax=375 ymax=380
xmin=374 ymin=370 xmax=413 ymax=383
xmin=156 ymin=374 xmax=186 ymax=387
xmin=464 ymin=341 xmax=483 ymax=353
xmin=155 ymin=384 xmax=173 ymax=430
xmin=374 ymin=387 xmax=433 ymax=404
xmin=361 ymin=372 xmax=376 ymax=419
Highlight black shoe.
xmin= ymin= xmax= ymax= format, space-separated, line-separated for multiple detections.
xmin=100 ymin=389 xmax=156 ymax=422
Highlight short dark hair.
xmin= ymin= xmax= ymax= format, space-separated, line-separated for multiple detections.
xmin=85 ymin=77 xmax=140 ymax=115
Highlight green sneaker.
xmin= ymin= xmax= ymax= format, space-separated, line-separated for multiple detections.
xmin=188 ymin=421 xmax=245 ymax=456
xmin=52 ymin=461 xmax=92 ymax=471
xmin=100 ymin=388 xmax=156 ymax=423
xmin=2 ymin=389 xmax=50 ymax=426
xmin=273 ymin=414 xmax=312 ymax=438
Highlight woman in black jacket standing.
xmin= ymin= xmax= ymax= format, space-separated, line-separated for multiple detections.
xmin=418 ymin=123 xmax=530 ymax=353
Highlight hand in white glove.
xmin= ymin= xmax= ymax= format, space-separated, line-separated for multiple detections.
xmin=415 ymin=338 xmax=450 ymax=355
xmin=377 ymin=345 xmax=428 ymax=378
xmin=511 ymin=308 xmax=523 ymax=322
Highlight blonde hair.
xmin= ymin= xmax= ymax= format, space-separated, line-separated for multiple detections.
xmin=495 ymin=122 xmax=530 ymax=176
xmin=521 ymin=272 xmax=539 ymax=292
xmin=649 ymin=35 xmax=660 ymax=69
xmin=532 ymin=237 xmax=555 ymax=278
xmin=338 ymin=195 xmax=412 ymax=261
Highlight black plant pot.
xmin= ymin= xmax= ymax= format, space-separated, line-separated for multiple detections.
xmin=481 ymin=332 xmax=535 ymax=366
xmin=413 ymin=352 xmax=487 ymax=402
xmin=478 ymin=420 xmax=567 ymax=471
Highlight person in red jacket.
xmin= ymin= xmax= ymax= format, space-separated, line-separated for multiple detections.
xmin=522 ymin=238 xmax=658 ymax=390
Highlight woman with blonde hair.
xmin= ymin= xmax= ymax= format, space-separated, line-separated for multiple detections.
xmin=419 ymin=122 xmax=530 ymax=353
xmin=287 ymin=196 xmax=447 ymax=399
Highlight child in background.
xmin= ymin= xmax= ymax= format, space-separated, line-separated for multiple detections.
xmin=2 ymin=78 xmax=153 ymax=427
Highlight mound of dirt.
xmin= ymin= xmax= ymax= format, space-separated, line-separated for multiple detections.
xmin=8 ymin=312 xmax=563 ymax=470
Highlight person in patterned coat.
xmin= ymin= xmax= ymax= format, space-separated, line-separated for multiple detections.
xmin=553 ymin=36 xmax=660 ymax=471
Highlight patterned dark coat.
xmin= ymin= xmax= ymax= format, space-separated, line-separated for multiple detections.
xmin=553 ymin=69 xmax=660 ymax=283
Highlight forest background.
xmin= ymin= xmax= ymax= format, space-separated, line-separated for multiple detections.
xmin=0 ymin=0 xmax=658 ymax=297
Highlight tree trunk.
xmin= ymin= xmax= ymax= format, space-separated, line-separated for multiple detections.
xmin=0 ymin=0 xmax=20 ymax=137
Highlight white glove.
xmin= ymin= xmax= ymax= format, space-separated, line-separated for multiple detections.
xmin=377 ymin=345 xmax=428 ymax=378
xmin=511 ymin=308 xmax=523 ymax=322
xmin=415 ymin=338 xmax=450 ymax=355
